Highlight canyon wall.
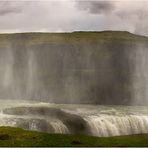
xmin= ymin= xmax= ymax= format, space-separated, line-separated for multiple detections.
xmin=0 ymin=31 xmax=147 ymax=105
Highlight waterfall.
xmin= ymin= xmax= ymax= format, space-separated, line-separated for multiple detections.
xmin=1 ymin=113 xmax=148 ymax=137
xmin=50 ymin=120 xmax=69 ymax=134
xmin=85 ymin=115 xmax=148 ymax=137
xmin=1 ymin=102 xmax=148 ymax=137
xmin=0 ymin=116 xmax=69 ymax=134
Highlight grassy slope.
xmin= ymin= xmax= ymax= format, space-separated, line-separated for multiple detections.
xmin=0 ymin=31 xmax=148 ymax=46
xmin=0 ymin=127 xmax=148 ymax=147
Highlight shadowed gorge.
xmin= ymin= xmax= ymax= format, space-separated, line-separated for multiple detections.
xmin=3 ymin=106 xmax=91 ymax=135
xmin=0 ymin=31 xmax=148 ymax=105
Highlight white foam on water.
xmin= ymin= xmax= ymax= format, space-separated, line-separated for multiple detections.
xmin=50 ymin=120 xmax=69 ymax=134
xmin=1 ymin=101 xmax=148 ymax=137
xmin=85 ymin=114 xmax=148 ymax=137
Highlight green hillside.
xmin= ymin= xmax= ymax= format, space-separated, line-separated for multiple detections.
xmin=0 ymin=126 xmax=148 ymax=147
xmin=0 ymin=31 xmax=148 ymax=46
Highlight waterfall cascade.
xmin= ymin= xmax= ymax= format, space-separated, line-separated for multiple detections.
xmin=0 ymin=101 xmax=148 ymax=137
xmin=85 ymin=115 xmax=148 ymax=137
xmin=0 ymin=32 xmax=148 ymax=137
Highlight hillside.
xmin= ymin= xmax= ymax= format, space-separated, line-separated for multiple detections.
xmin=0 ymin=126 xmax=148 ymax=147
xmin=0 ymin=31 xmax=148 ymax=105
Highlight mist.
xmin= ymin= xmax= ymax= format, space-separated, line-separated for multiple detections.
xmin=0 ymin=32 xmax=147 ymax=105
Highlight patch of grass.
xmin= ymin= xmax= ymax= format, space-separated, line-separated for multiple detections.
xmin=0 ymin=126 xmax=148 ymax=146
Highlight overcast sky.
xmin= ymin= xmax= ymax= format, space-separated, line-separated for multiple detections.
xmin=0 ymin=0 xmax=148 ymax=36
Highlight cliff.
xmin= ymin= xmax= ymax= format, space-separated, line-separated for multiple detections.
xmin=0 ymin=31 xmax=148 ymax=105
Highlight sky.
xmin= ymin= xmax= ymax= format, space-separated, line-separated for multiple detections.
xmin=0 ymin=0 xmax=148 ymax=36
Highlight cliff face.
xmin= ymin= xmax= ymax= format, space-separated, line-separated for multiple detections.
xmin=0 ymin=31 xmax=148 ymax=105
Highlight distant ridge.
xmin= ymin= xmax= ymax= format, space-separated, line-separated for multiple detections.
xmin=0 ymin=30 xmax=145 ymax=36
xmin=0 ymin=30 xmax=147 ymax=42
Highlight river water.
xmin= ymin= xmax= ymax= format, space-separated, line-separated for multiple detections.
xmin=0 ymin=100 xmax=148 ymax=137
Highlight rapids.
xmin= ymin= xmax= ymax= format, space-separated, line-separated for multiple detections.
xmin=0 ymin=100 xmax=148 ymax=137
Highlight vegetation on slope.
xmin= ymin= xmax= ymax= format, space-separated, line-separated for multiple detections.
xmin=0 ymin=126 xmax=148 ymax=147
xmin=0 ymin=31 xmax=148 ymax=46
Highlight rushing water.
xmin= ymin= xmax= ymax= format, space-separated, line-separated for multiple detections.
xmin=0 ymin=100 xmax=148 ymax=137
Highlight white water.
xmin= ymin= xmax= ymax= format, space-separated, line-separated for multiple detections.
xmin=0 ymin=100 xmax=148 ymax=137
xmin=50 ymin=120 xmax=69 ymax=134
xmin=85 ymin=115 xmax=148 ymax=137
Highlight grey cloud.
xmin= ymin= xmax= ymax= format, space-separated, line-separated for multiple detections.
xmin=76 ymin=1 xmax=148 ymax=36
xmin=76 ymin=1 xmax=115 ymax=14
xmin=0 ymin=1 xmax=148 ymax=36
xmin=0 ymin=2 xmax=22 ymax=16
xmin=114 ymin=2 xmax=148 ymax=36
